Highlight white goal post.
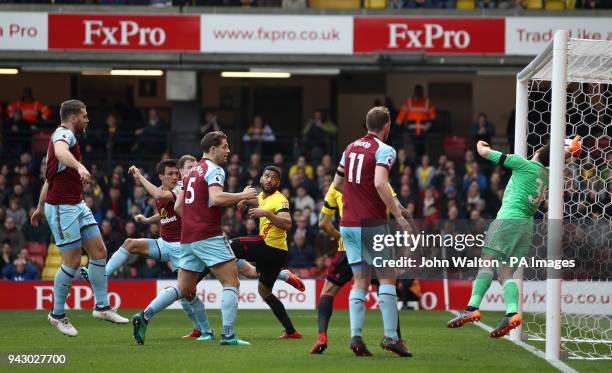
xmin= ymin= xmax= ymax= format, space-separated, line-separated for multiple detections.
xmin=515 ymin=30 xmax=612 ymax=362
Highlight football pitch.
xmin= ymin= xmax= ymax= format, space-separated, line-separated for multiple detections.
xmin=0 ymin=310 xmax=609 ymax=373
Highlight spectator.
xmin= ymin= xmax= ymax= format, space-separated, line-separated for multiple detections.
xmin=132 ymin=109 xmax=168 ymax=157
xmin=240 ymin=218 xmax=259 ymax=236
xmin=0 ymin=217 xmax=25 ymax=255
xmin=477 ymin=0 xmax=497 ymax=7
xmin=84 ymin=196 xmax=103 ymax=224
xmin=0 ymin=174 xmax=10 ymax=206
xmin=398 ymin=183 xmax=417 ymax=208
xmin=21 ymin=207 xmax=51 ymax=244
xmin=293 ymin=186 xmax=315 ymax=211
xmin=100 ymin=219 xmax=124 ymax=256
xmin=302 ymin=110 xmax=337 ymax=160
xmin=242 ymin=115 xmax=275 ymax=155
xmin=462 ymin=162 xmax=488 ymax=193
xmin=416 ymin=155 xmax=435 ymax=190
xmin=436 ymin=0 xmax=457 ymax=7
xmin=128 ymin=186 xmax=148 ymax=217
xmin=200 ymin=112 xmax=221 ymax=136
xmin=291 ymin=214 xmax=315 ymax=244
xmin=1 ymin=241 xmax=14 ymax=272
xmin=3 ymin=108 xmax=31 ymax=157
xmin=470 ymin=113 xmax=496 ymax=145
xmin=396 ymin=85 xmax=436 ymax=157
xmin=11 ymin=184 xmax=34 ymax=212
xmin=146 ymin=223 xmax=160 ymax=239
xmin=137 ymin=258 xmax=162 ymax=279
xmin=2 ymin=258 xmax=38 ymax=280
xmin=102 ymin=187 xmax=128 ymax=220
xmin=289 ymin=155 xmax=314 ymax=179
xmin=6 ymin=197 xmax=27 ymax=229
xmin=287 ymin=233 xmax=316 ymax=270
xmin=7 ymin=87 xmax=51 ymax=124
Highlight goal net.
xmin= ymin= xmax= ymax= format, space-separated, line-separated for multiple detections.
xmin=515 ymin=31 xmax=612 ymax=361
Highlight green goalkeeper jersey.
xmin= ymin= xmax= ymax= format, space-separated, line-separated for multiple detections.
xmin=486 ymin=150 xmax=549 ymax=219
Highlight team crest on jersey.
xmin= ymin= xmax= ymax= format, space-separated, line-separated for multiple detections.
xmin=159 ymin=208 xmax=168 ymax=218
xmin=63 ymin=231 xmax=72 ymax=239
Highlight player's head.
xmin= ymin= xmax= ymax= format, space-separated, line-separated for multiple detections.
xmin=60 ymin=99 xmax=88 ymax=134
xmin=261 ymin=165 xmax=282 ymax=194
xmin=533 ymin=144 xmax=550 ymax=167
xmin=156 ymin=159 xmax=179 ymax=189
xmin=365 ymin=106 xmax=391 ymax=141
xmin=201 ymin=131 xmax=229 ymax=165
xmin=178 ymin=154 xmax=197 ymax=178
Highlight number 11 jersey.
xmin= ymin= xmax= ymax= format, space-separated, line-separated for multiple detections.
xmin=339 ymin=133 xmax=396 ymax=227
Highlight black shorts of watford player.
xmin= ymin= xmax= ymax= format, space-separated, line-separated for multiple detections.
xmin=233 ymin=166 xmax=303 ymax=340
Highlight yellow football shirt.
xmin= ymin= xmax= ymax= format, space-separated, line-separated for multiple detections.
xmin=321 ymin=184 xmax=344 ymax=252
xmin=258 ymin=190 xmax=290 ymax=251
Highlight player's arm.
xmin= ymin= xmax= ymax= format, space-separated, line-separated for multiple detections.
xmin=250 ymin=209 xmax=292 ymax=231
xmin=237 ymin=196 xmax=259 ymax=212
xmin=129 ymin=166 xmax=173 ymax=200
xmin=210 ymin=186 xmax=257 ymax=207
xmin=375 ymin=166 xmax=408 ymax=229
xmin=332 ymin=151 xmax=346 ymax=194
xmin=319 ymin=210 xmax=340 ymax=241
xmin=54 ymin=141 xmax=90 ymax=184
xmin=174 ymin=189 xmax=184 ymax=217
xmin=135 ymin=213 xmax=161 ymax=225
xmin=477 ymin=140 xmax=530 ymax=170
xmin=30 ymin=180 xmax=48 ymax=227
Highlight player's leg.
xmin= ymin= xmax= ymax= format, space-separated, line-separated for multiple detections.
xmin=132 ymin=242 xmax=203 ymax=345
xmin=349 ymin=264 xmax=373 ymax=356
xmin=377 ymin=275 xmax=411 ymax=357
xmin=341 ymin=226 xmax=374 ymax=356
xmin=43 ymin=203 xmax=87 ymax=336
xmin=104 ymin=238 xmax=152 ymax=277
xmin=230 ymin=236 xmax=304 ymax=291
xmin=210 ymin=260 xmax=250 ymax=345
xmin=489 ymin=265 xmax=522 ymax=338
xmin=49 ymin=246 xmax=81 ymax=336
xmin=156 ymin=238 xmax=213 ymax=340
xmin=81 ymin=232 xmax=129 ymax=323
xmin=204 ymin=235 xmax=249 ymax=345
xmin=257 ymin=260 xmax=301 ymax=339
xmin=311 ymin=250 xmax=353 ymax=353
xmin=448 ymin=220 xmax=508 ymax=328
xmin=490 ymin=222 xmax=531 ymax=338
xmin=310 ymin=280 xmax=342 ymax=354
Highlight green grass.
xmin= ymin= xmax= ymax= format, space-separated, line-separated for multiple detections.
xmin=0 ymin=309 xmax=609 ymax=372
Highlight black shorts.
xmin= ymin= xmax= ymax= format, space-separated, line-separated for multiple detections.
xmin=229 ymin=235 xmax=287 ymax=289
xmin=326 ymin=251 xmax=353 ymax=287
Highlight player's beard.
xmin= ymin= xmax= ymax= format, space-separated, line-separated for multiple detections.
xmin=75 ymin=119 xmax=87 ymax=135
xmin=262 ymin=184 xmax=278 ymax=195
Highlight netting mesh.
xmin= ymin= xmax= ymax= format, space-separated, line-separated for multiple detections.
xmin=521 ymin=39 xmax=612 ymax=360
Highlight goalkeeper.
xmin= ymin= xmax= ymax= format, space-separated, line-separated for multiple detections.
xmin=447 ymin=139 xmax=576 ymax=338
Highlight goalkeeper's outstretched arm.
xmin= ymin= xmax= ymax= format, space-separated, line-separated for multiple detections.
xmin=477 ymin=140 xmax=531 ymax=170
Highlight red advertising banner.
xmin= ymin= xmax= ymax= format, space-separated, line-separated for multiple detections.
xmin=315 ymin=279 xmax=472 ymax=310
xmin=0 ymin=280 xmax=157 ymax=310
xmin=354 ymin=17 xmax=505 ymax=54
xmin=48 ymin=14 xmax=200 ymax=51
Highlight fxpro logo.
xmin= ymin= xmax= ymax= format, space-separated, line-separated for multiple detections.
xmin=34 ymin=285 xmax=121 ymax=310
xmin=387 ymin=23 xmax=470 ymax=50
xmin=83 ymin=20 xmax=167 ymax=46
